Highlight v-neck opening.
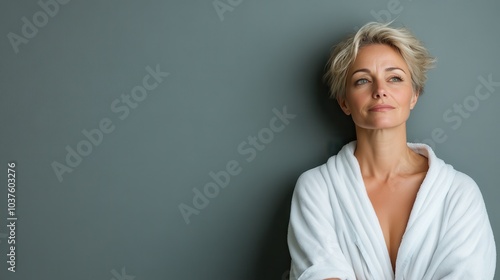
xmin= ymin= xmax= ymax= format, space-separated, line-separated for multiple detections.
xmin=346 ymin=141 xmax=432 ymax=278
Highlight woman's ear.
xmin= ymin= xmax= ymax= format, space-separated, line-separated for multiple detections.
xmin=410 ymin=90 xmax=419 ymax=110
xmin=337 ymin=95 xmax=351 ymax=115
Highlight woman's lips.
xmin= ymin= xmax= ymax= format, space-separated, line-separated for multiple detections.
xmin=369 ymin=104 xmax=395 ymax=112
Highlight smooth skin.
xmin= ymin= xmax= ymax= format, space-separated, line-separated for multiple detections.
xmin=325 ymin=44 xmax=428 ymax=280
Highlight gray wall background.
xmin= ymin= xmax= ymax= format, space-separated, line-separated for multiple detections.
xmin=0 ymin=0 xmax=498 ymax=279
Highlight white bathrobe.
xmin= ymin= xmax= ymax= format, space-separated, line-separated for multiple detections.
xmin=288 ymin=141 xmax=496 ymax=280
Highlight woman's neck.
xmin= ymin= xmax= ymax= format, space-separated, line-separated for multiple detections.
xmin=354 ymin=126 xmax=424 ymax=180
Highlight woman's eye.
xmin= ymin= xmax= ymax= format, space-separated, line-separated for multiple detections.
xmin=355 ymin=78 xmax=369 ymax=85
xmin=389 ymin=76 xmax=403 ymax=82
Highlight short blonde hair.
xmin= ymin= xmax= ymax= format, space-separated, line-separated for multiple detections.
xmin=323 ymin=22 xmax=435 ymax=100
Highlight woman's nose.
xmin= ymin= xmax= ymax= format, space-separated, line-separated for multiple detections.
xmin=372 ymin=80 xmax=388 ymax=98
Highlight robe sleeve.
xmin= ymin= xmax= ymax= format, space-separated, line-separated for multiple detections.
xmin=427 ymin=172 xmax=496 ymax=279
xmin=287 ymin=169 xmax=357 ymax=280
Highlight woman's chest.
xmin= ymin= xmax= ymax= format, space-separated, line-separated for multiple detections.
xmin=364 ymin=174 xmax=425 ymax=269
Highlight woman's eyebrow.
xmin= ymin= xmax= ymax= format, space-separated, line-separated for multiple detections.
xmin=351 ymin=67 xmax=406 ymax=76
xmin=386 ymin=67 xmax=406 ymax=73
xmin=351 ymin=68 xmax=370 ymax=76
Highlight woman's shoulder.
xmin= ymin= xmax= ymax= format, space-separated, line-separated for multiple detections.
xmin=293 ymin=158 xmax=336 ymax=198
xmin=294 ymin=141 xmax=357 ymax=191
xmin=447 ymin=169 xmax=485 ymax=202
xmin=408 ymin=144 xmax=491 ymax=219
xmin=295 ymin=164 xmax=328 ymax=191
xmin=428 ymin=152 xmax=487 ymax=209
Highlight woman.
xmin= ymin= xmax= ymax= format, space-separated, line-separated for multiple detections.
xmin=287 ymin=22 xmax=496 ymax=280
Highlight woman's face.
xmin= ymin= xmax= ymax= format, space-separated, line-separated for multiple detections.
xmin=339 ymin=44 xmax=418 ymax=131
